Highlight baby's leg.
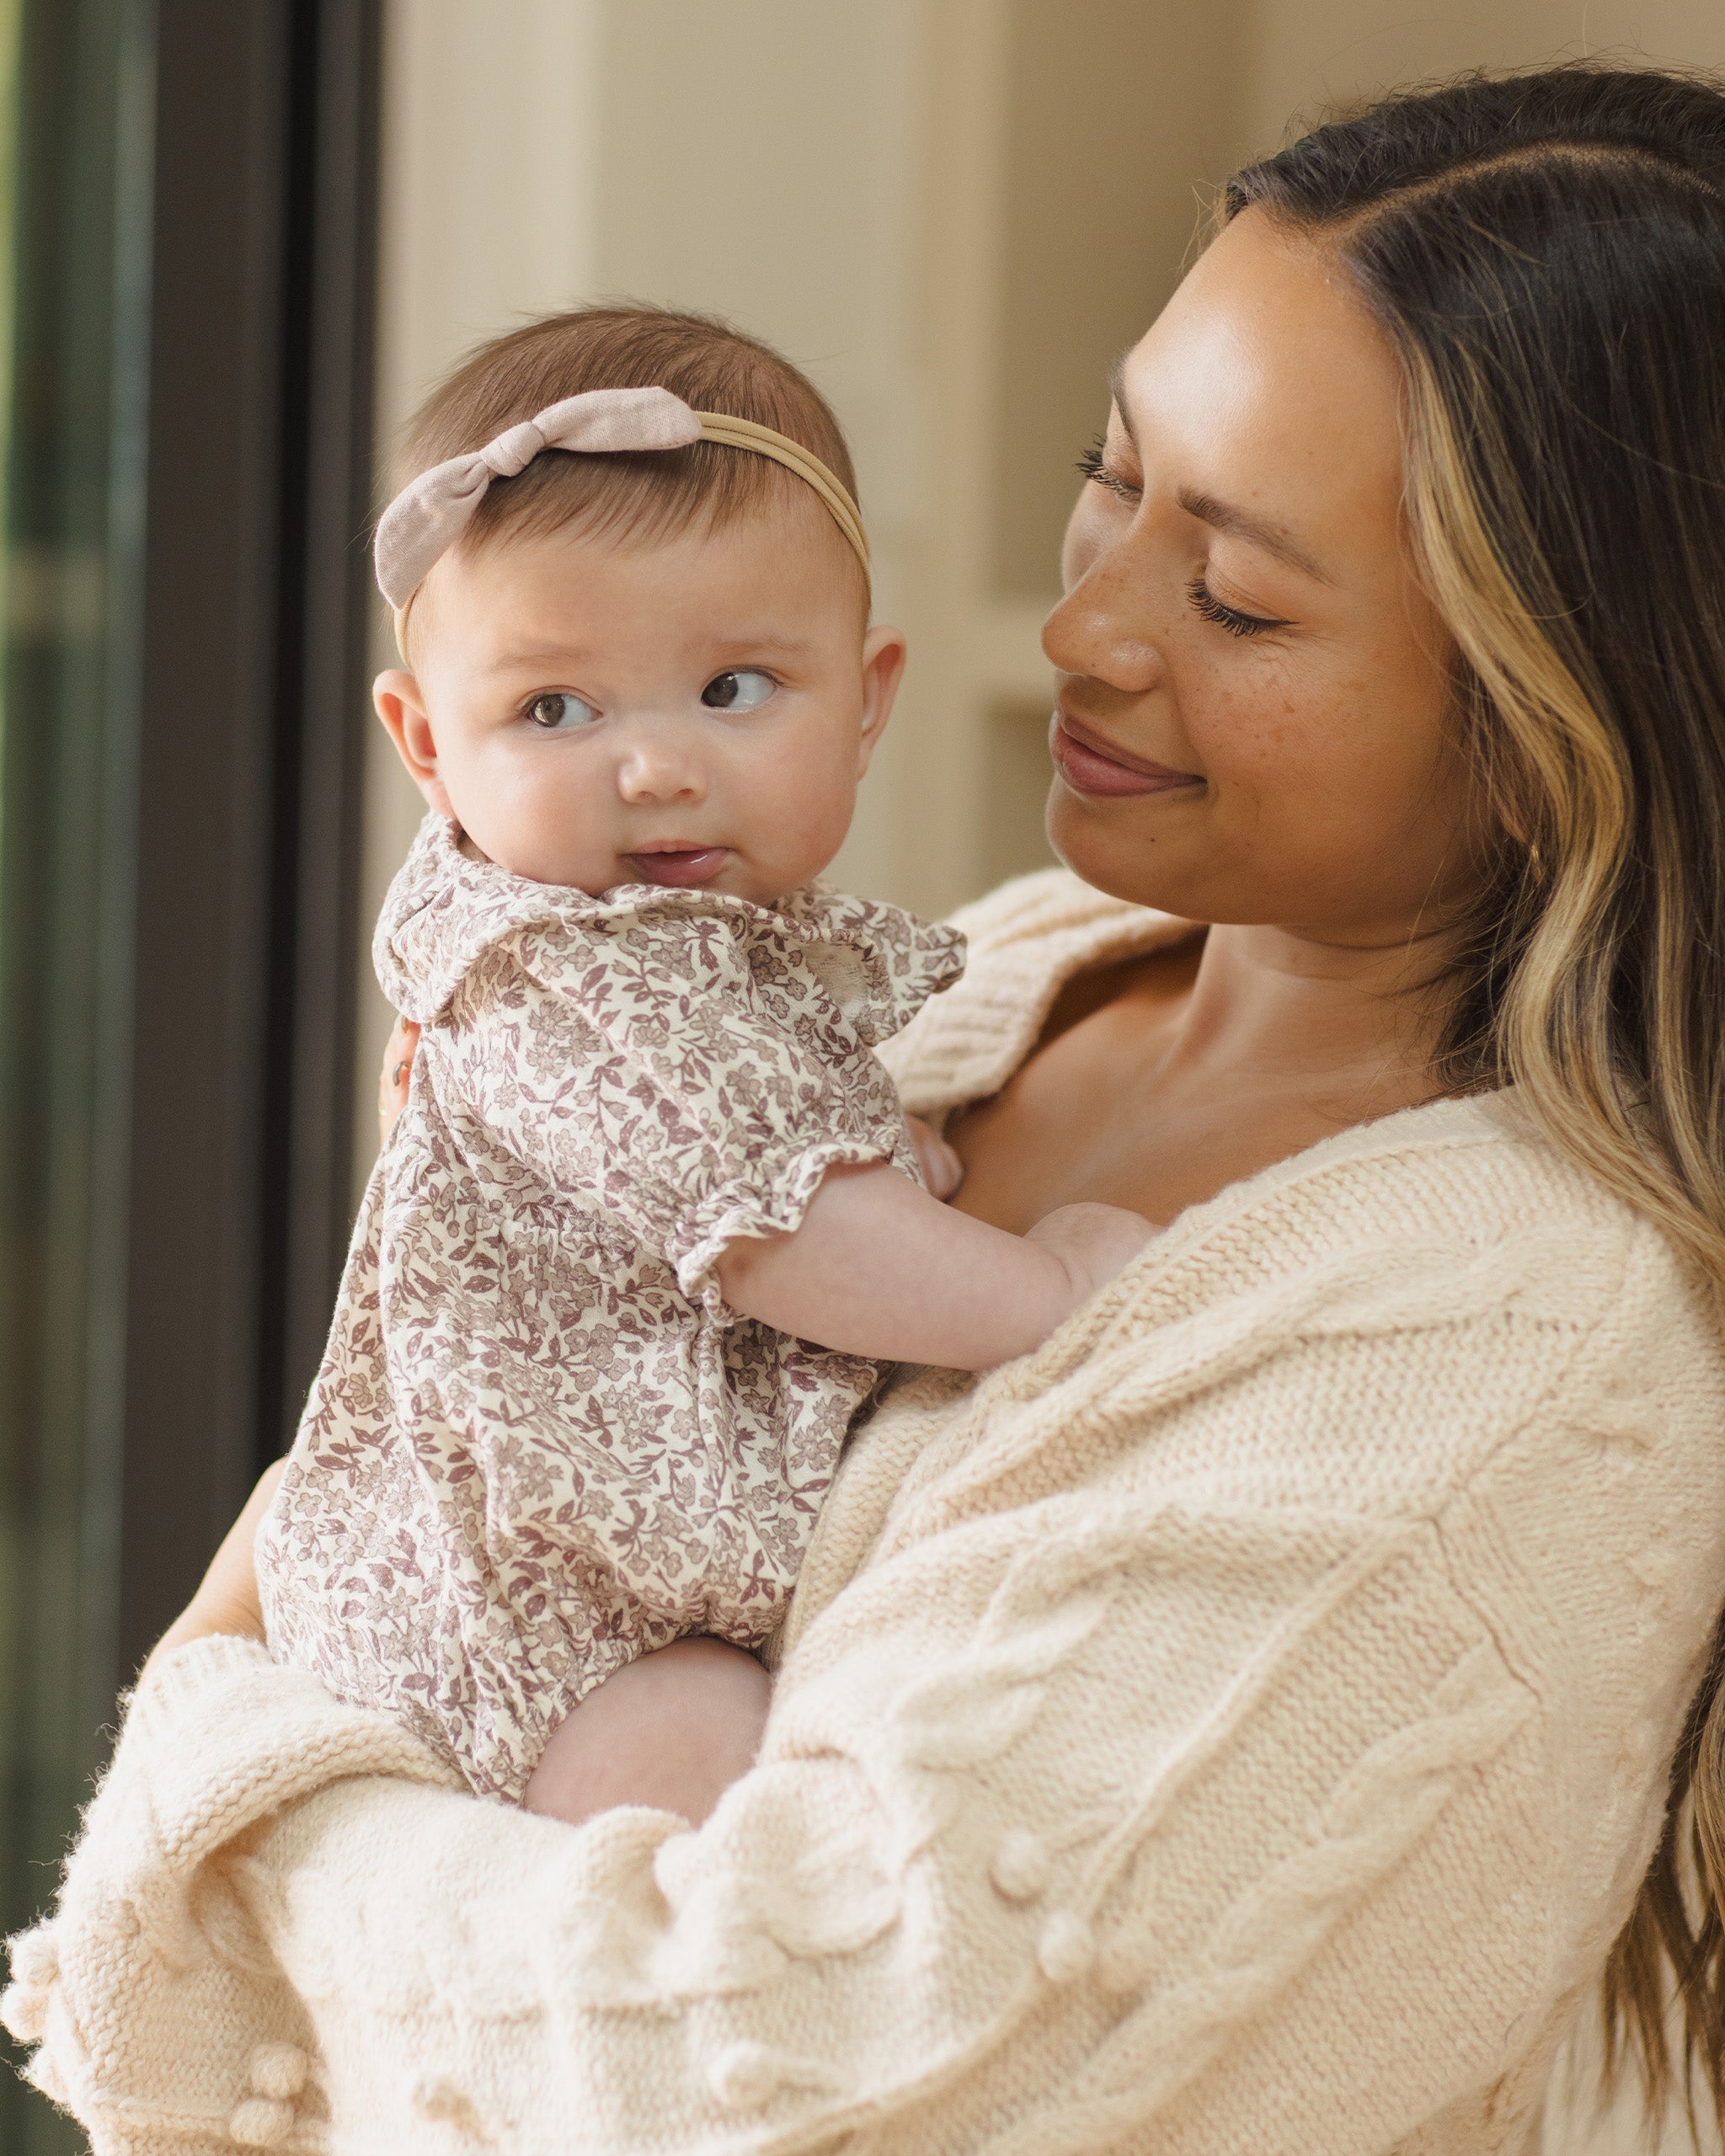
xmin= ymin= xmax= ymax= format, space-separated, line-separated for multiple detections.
xmin=524 ymin=1636 xmax=771 ymax=1828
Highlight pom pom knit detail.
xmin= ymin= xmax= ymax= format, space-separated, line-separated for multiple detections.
xmin=708 ymin=2040 xmax=841 ymax=2109
xmin=229 ymin=2095 xmax=296 ymax=2148
xmin=991 ymin=1828 xmax=1052 ymax=1903
xmin=1037 ymin=1912 xmax=1097 ymax=1984
xmin=248 ymin=2043 xmax=308 ymax=2103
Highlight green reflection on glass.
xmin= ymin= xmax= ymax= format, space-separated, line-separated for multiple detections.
xmin=0 ymin=0 xmax=153 ymax=2146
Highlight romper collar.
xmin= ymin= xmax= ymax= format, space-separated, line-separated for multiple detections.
xmin=375 ymin=812 xmax=965 ymax=1046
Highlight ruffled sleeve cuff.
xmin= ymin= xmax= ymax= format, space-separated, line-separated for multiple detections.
xmin=667 ymin=1129 xmax=908 ymax=1312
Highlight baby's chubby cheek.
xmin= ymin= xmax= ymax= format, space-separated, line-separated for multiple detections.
xmin=736 ymin=745 xmax=862 ymax=892
xmin=447 ymin=753 xmax=617 ymax=888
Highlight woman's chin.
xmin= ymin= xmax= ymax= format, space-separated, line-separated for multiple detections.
xmin=1044 ymin=786 xmax=1210 ymax=915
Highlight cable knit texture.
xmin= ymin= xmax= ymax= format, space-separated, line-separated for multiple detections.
xmin=9 ymin=867 xmax=1725 ymax=2155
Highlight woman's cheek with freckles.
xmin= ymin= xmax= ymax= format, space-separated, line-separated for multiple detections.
xmin=1198 ymin=680 xmax=1312 ymax=796
xmin=1193 ymin=627 xmax=1372 ymax=781
xmin=1158 ymin=638 xmax=1293 ymax=788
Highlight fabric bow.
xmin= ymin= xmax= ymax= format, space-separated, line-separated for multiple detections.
xmin=373 ymin=386 xmax=704 ymax=611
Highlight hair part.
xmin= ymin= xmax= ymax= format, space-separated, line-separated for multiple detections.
xmin=1228 ymin=61 xmax=1725 ymax=2140
xmin=391 ymin=303 xmax=866 ymax=636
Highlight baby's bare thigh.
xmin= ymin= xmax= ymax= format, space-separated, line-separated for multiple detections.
xmin=523 ymin=1636 xmax=772 ymax=1828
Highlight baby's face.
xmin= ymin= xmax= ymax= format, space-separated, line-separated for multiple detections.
xmin=376 ymin=499 xmax=903 ymax=903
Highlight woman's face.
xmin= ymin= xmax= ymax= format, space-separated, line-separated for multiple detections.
xmin=1045 ymin=207 xmax=1483 ymax=944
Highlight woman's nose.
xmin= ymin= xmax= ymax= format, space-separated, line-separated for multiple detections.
xmin=616 ymin=723 xmax=706 ymax=805
xmin=1041 ymin=547 xmax=1167 ymax=697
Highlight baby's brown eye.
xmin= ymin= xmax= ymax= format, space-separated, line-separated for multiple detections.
xmin=700 ymin=669 xmax=774 ymax=712
xmin=526 ymin=691 xmax=598 ymax=730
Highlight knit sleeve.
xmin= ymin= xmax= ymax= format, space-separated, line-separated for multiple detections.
xmin=12 ymin=1150 xmax=1725 ymax=2154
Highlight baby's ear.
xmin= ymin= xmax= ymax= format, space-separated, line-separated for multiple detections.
xmin=373 ymin=670 xmax=454 ymax=815
xmin=857 ymin=625 xmax=907 ymax=776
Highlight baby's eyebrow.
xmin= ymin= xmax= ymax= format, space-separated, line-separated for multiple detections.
xmin=478 ymin=632 xmax=825 ymax=679
xmin=704 ymin=631 xmax=822 ymax=661
xmin=480 ymin=647 xmax=587 ymax=675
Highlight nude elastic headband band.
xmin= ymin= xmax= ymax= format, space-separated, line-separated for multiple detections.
xmin=374 ymin=384 xmax=870 ymax=651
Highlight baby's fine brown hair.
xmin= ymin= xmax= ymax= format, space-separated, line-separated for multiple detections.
xmin=392 ymin=304 xmax=861 ymax=570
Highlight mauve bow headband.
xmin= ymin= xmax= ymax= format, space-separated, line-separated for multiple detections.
xmin=374 ymin=384 xmax=871 ymax=648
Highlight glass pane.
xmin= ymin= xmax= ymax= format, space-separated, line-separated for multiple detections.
xmin=0 ymin=0 xmax=153 ymax=2145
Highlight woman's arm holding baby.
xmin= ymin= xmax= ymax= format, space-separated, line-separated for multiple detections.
xmin=141 ymin=1460 xmax=280 ymax=1676
xmin=716 ymin=1163 xmax=1155 ymax=1369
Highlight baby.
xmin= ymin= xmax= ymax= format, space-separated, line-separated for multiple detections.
xmin=258 ymin=306 xmax=1152 ymax=1822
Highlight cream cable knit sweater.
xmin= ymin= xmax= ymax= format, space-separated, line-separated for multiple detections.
xmin=9 ymin=869 xmax=1725 ymax=2156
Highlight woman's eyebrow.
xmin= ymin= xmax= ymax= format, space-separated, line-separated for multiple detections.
xmin=1104 ymin=355 xmax=1333 ymax=586
xmin=1177 ymin=488 xmax=1333 ymax=584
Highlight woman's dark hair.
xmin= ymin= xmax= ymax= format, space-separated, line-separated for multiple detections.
xmin=1226 ymin=62 xmax=1725 ymax=2137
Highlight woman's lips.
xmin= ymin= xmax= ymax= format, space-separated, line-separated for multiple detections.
xmin=625 ymin=845 xmax=731 ymax=887
xmin=1049 ymin=714 xmax=1204 ymax=800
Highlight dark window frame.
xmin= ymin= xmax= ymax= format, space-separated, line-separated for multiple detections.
xmin=116 ymin=0 xmax=382 ymax=1674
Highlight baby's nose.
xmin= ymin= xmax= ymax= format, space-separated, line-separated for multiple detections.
xmin=617 ymin=729 xmax=706 ymax=803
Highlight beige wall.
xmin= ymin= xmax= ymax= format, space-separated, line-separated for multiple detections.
xmin=356 ymin=0 xmax=1725 ymax=1202
xmin=1240 ymin=0 xmax=1725 ymax=147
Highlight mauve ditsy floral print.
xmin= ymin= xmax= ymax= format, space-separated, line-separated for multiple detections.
xmin=258 ymin=814 xmax=964 ymax=1801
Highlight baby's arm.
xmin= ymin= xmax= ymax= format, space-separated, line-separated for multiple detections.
xmin=717 ymin=1164 xmax=1155 ymax=1371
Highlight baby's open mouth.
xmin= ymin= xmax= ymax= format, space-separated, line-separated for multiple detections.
xmin=625 ymin=844 xmax=731 ymax=887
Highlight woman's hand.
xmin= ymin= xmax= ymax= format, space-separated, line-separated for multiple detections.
xmin=379 ymin=1014 xmax=419 ymax=1148
xmin=140 ymin=1458 xmax=283 ymax=1680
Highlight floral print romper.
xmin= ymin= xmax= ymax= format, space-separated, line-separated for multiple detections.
xmin=258 ymin=814 xmax=964 ymax=1801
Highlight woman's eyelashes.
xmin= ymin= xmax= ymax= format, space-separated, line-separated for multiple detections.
xmin=700 ymin=668 xmax=776 ymax=712
xmin=1186 ymin=575 xmax=1290 ymax=638
xmin=1077 ymin=437 xmax=1141 ymax=504
xmin=1076 ymin=438 xmax=1291 ymax=638
xmin=525 ymin=691 xmax=600 ymax=730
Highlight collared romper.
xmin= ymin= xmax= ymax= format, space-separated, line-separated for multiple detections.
xmin=258 ymin=813 xmax=964 ymax=1801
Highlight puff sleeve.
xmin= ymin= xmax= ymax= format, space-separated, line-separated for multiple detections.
xmin=447 ymin=889 xmax=964 ymax=1309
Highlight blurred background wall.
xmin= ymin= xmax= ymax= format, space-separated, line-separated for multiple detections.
xmin=353 ymin=0 xmax=1725 ymax=1200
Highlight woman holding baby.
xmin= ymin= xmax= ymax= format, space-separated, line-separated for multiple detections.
xmin=12 ymin=56 xmax=1725 ymax=2156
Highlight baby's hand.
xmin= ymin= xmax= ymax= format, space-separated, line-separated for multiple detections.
xmin=1023 ymin=1202 xmax=1159 ymax=1306
xmin=908 ymin=1113 xmax=964 ymax=1200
